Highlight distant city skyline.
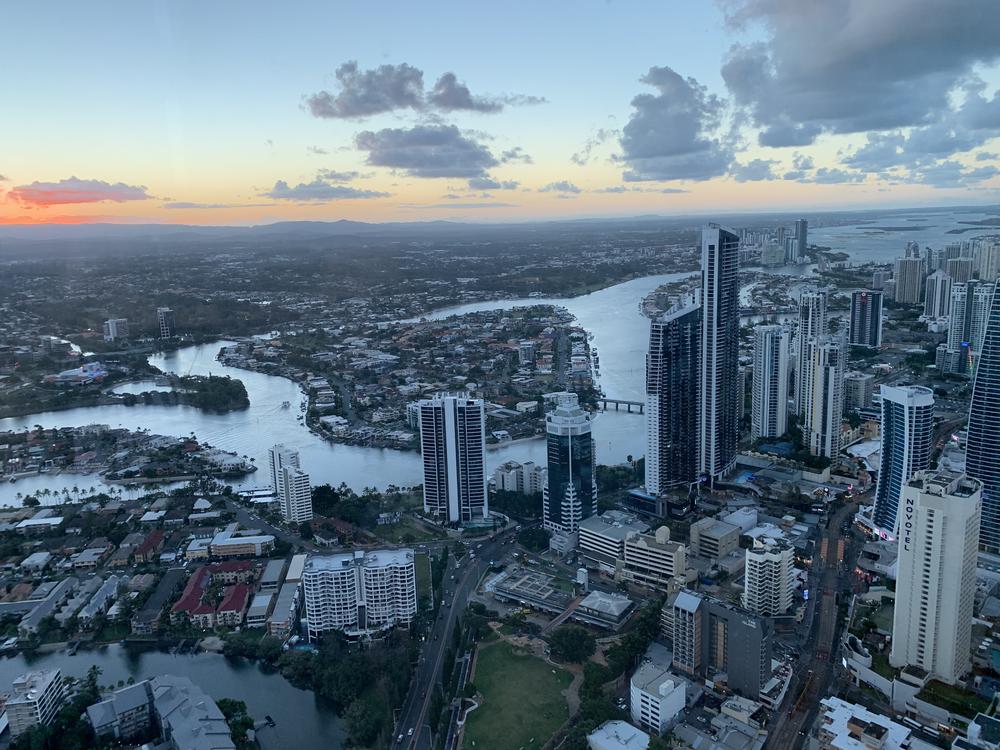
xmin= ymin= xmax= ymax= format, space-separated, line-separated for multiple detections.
xmin=3 ymin=1 xmax=1000 ymax=225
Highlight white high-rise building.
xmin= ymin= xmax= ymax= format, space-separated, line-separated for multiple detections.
xmin=280 ymin=466 xmax=313 ymax=524
xmin=940 ymin=281 xmax=994 ymax=375
xmin=923 ymin=270 xmax=953 ymax=320
xmin=7 ymin=670 xmax=66 ymax=738
xmin=894 ymin=256 xmax=926 ymax=304
xmin=741 ymin=540 xmax=794 ymax=617
xmin=269 ymin=443 xmax=299 ymax=496
xmin=890 ymin=471 xmax=981 ymax=685
xmin=751 ymin=325 xmax=790 ymax=440
xmin=542 ymin=393 xmax=596 ymax=550
xmin=843 ymin=371 xmax=875 ymax=413
xmin=872 ymin=386 xmax=935 ymax=534
xmin=805 ymin=336 xmax=845 ymax=458
xmin=796 ymin=290 xmax=828 ymax=418
xmin=419 ymin=394 xmax=487 ymax=524
xmin=303 ymin=550 xmax=417 ymax=640
xmin=102 ymin=318 xmax=129 ymax=342
xmin=698 ymin=225 xmax=741 ymax=484
xmin=975 ymin=243 xmax=1000 ymax=283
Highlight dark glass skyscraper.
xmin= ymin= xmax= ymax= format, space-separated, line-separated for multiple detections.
xmin=645 ymin=299 xmax=701 ymax=494
xmin=542 ymin=393 xmax=596 ymax=541
xmin=849 ymin=289 xmax=883 ymax=348
xmin=966 ymin=280 xmax=1000 ymax=552
xmin=698 ymin=225 xmax=740 ymax=483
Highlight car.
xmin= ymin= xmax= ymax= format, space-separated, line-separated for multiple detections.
xmin=408 ymin=728 xmax=414 ymax=737
xmin=398 ymin=734 xmax=404 ymax=743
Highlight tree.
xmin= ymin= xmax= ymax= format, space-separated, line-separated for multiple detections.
xmin=298 ymin=521 xmax=314 ymax=540
xmin=548 ymin=625 xmax=596 ymax=663
xmin=22 ymin=496 xmax=40 ymax=508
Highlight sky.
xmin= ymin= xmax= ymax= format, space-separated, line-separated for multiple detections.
xmin=2 ymin=0 xmax=1000 ymax=226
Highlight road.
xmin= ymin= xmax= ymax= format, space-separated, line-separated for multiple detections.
xmin=765 ymin=500 xmax=858 ymax=750
xmin=394 ymin=536 xmax=506 ymax=750
xmin=222 ymin=497 xmax=320 ymax=552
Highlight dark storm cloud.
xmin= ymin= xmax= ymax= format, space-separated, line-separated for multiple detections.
xmin=307 ymin=62 xmax=544 ymax=119
xmin=619 ymin=66 xmax=733 ymax=182
xmin=354 ymin=125 xmax=499 ymax=178
xmin=719 ymin=0 xmax=1000 ymax=146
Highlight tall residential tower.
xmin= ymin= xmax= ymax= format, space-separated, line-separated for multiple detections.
xmin=751 ymin=325 xmax=790 ymax=440
xmin=418 ymin=394 xmax=488 ymax=524
xmin=542 ymin=393 xmax=596 ymax=552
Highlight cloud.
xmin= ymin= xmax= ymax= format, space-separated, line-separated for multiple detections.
xmin=404 ymin=201 xmax=517 ymax=209
xmin=306 ymin=61 xmax=542 ymax=119
xmin=307 ymin=146 xmax=329 ymax=155
xmin=264 ymin=179 xmax=389 ymax=201
xmin=467 ymin=176 xmax=519 ymax=190
xmin=731 ymin=158 xmax=777 ymax=182
xmin=571 ymin=128 xmax=617 ymax=165
xmin=354 ymin=124 xmax=498 ymax=178
xmin=593 ymin=185 xmax=689 ymax=194
xmin=977 ymin=152 xmax=999 ymax=162
xmin=595 ymin=186 xmax=629 ymax=193
xmin=720 ymin=0 xmax=1000 ymax=146
xmin=7 ymin=177 xmax=151 ymax=207
xmin=500 ymin=147 xmax=533 ymax=164
xmin=619 ymin=66 xmax=733 ymax=181
xmin=539 ymin=180 xmax=582 ymax=194
xmin=808 ymin=168 xmax=866 ymax=184
xmin=915 ymin=160 xmax=999 ymax=187
xmin=782 ymin=152 xmax=815 ymax=180
xmin=316 ymin=169 xmax=361 ymax=182
xmin=162 ymin=201 xmax=273 ymax=209
xmin=0 ymin=174 xmax=7 ymax=182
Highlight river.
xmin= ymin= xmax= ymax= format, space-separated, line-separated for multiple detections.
xmin=0 ymin=644 xmax=344 ymax=749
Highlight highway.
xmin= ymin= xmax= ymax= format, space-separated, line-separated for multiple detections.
xmin=765 ymin=499 xmax=859 ymax=750
xmin=394 ymin=536 xmax=506 ymax=750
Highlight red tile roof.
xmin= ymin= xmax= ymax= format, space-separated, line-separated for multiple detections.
xmin=218 ymin=583 xmax=252 ymax=614
xmin=171 ymin=566 xmax=212 ymax=615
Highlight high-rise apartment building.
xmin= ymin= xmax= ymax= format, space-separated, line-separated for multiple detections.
xmin=894 ymin=257 xmax=926 ymax=304
xmin=741 ymin=540 xmax=795 ymax=617
xmin=872 ymin=269 xmax=892 ymax=290
xmin=975 ymin=243 xmax=1000 ymax=283
xmin=542 ymin=393 xmax=596 ymax=550
xmin=843 ymin=371 xmax=876 ymax=413
xmin=646 ymin=299 xmax=701 ymax=494
xmin=849 ymin=290 xmax=883 ymax=348
xmin=419 ymin=394 xmax=487 ymax=523
xmin=751 ymin=325 xmax=789 ymax=440
xmin=156 ymin=307 xmax=176 ymax=339
xmin=890 ymin=471 xmax=980 ymax=685
xmin=805 ymin=336 xmax=846 ymax=458
xmin=966 ymin=280 xmax=1000 ymax=552
xmin=795 ymin=218 xmax=808 ymax=261
xmin=303 ymin=550 xmax=417 ymax=640
xmin=268 ymin=445 xmax=312 ymax=524
xmin=923 ymin=270 xmax=953 ymax=320
xmin=698 ymin=225 xmax=740 ymax=484
xmin=662 ymin=590 xmax=772 ymax=699
xmin=796 ymin=290 xmax=828 ymax=418
xmin=939 ymin=280 xmax=994 ymax=375
xmin=872 ymin=385 xmax=935 ymax=534
xmin=102 ymin=318 xmax=129 ymax=342
xmin=946 ymin=256 xmax=975 ymax=284
xmin=268 ymin=443 xmax=299 ymax=496
xmin=7 ymin=670 xmax=67 ymax=738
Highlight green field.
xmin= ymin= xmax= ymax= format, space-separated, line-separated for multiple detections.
xmin=373 ymin=516 xmax=447 ymax=544
xmin=463 ymin=641 xmax=572 ymax=750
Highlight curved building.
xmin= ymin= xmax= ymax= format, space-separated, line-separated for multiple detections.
xmin=966 ymin=280 xmax=1000 ymax=551
xmin=542 ymin=393 xmax=596 ymax=547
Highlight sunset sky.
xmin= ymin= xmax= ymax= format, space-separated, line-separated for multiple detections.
xmin=3 ymin=0 xmax=1000 ymax=225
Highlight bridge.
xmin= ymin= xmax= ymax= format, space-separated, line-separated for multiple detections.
xmin=598 ymin=398 xmax=644 ymax=414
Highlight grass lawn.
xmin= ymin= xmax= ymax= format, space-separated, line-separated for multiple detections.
xmin=373 ymin=516 xmax=446 ymax=544
xmin=463 ymin=641 xmax=572 ymax=750
xmin=415 ymin=552 xmax=432 ymax=606
xmin=917 ymin=680 xmax=991 ymax=718
xmin=870 ymin=602 xmax=894 ymax=632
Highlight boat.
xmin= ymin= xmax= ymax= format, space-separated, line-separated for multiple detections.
xmin=281 ymin=400 xmax=291 ymax=409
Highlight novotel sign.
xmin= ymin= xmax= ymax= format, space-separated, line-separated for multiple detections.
xmin=901 ymin=493 xmax=916 ymax=553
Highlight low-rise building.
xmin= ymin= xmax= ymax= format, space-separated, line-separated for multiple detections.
xmin=210 ymin=524 xmax=275 ymax=558
xmin=87 ymin=681 xmax=153 ymax=741
xmin=816 ymin=696 xmax=932 ymax=750
xmin=267 ymin=581 xmax=300 ymax=638
xmin=689 ymin=516 xmax=741 ymax=559
xmin=620 ymin=526 xmax=687 ymax=591
xmin=246 ymin=592 xmax=274 ymax=628
xmin=573 ymin=590 xmax=634 ymax=631
xmin=587 ymin=719 xmax=649 ymax=750
xmin=578 ymin=511 xmax=649 ymax=574
xmin=131 ymin=568 xmax=186 ymax=635
xmin=630 ymin=659 xmax=687 ymax=735
xmin=216 ymin=584 xmax=252 ymax=627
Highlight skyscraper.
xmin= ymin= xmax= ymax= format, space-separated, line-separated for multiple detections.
xmin=645 ymin=299 xmax=701 ymax=494
xmin=872 ymin=385 xmax=935 ymax=534
xmin=418 ymin=394 xmax=488 ymax=524
xmin=849 ymin=290 xmax=883 ymax=348
xmin=269 ymin=445 xmax=312 ymax=524
xmin=946 ymin=256 xmax=975 ymax=283
xmin=805 ymin=336 xmax=846 ymax=458
xmin=543 ymin=393 xmax=596 ymax=551
xmin=843 ymin=371 xmax=875 ymax=413
xmin=698 ymin=225 xmax=740 ymax=484
xmin=923 ymin=270 xmax=953 ymax=319
xmin=975 ymin=243 xmax=1000 ymax=283
xmin=102 ymin=318 xmax=129 ymax=342
xmin=893 ymin=257 xmax=926 ymax=304
xmin=794 ymin=218 xmax=807 ymax=261
xmin=796 ymin=290 xmax=828 ymax=418
xmin=940 ymin=280 xmax=993 ymax=375
xmin=966 ymin=280 xmax=1000 ymax=552
xmin=156 ymin=307 xmax=176 ymax=339
xmin=742 ymin=540 xmax=794 ymax=617
xmin=890 ymin=471 xmax=980 ymax=685
xmin=751 ymin=325 xmax=789 ymax=440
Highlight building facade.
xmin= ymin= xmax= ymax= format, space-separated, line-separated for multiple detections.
xmin=796 ymin=290 xmax=828 ymax=418
xmin=923 ymin=270 xmax=953 ymax=320
xmin=966 ymin=280 xmax=1000 ymax=552
xmin=849 ymin=290 xmax=883 ymax=348
xmin=939 ymin=280 xmax=993 ymax=375
xmin=418 ymin=394 xmax=488 ymax=524
xmin=741 ymin=541 xmax=794 ymax=617
xmin=890 ymin=471 xmax=980 ymax=684
xmin=893 ymin=257 xmax=925 ymax=304
xmin=872 ymin=385 xmax=935 ymax=534
xmin=7 ymin=669 xmax=67 ymax=738
xmin=102 ymin=318 xmax=129 ymax=342
xmin=156 ymin=307 xmax=176 ymax=339
xmin=805 ymin=336 xmax=846 ymax=458
xmin=621 ymin=526 xmax=687 ymax=591
xmin=280 ymin=466 xmax=313 ymax=524
xmin=698 ymin=225 xmax=741 ymax=484
xmin=843 ymin=371 xmax=875 ymax=413
xmin=303 ymin=550 xmax=417 ymax=640
xmin=751 ymin=325 xmax=790 ymax=440
xmin=542 ymin=393 xmax=596 ymax=547
xmin=645 ymin=299 xmax=701 ymax=493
